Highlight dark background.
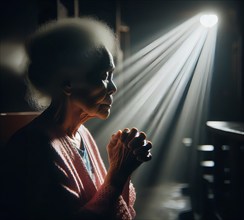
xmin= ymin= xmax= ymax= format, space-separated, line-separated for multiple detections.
xmin=0 ymin=1 xmax=243 ymax=219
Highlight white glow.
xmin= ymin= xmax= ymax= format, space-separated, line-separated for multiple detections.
xmin=198 ymin=145 xmax=214 ymax=151
xmin=182 ymin=138 xmax=192 ymax=147
xmin=201 ymin=161 xmax=215 ymax=167
xmin=200 ymin=14 xmax=218 ymax=27
xmin=0 ymin=41 xmax=28 ymax=74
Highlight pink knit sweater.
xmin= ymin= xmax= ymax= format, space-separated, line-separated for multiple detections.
xmin=0 ymin=121 xmax=136 ymax=220
xmin=51 ymin=125 xmax=136 ymax=219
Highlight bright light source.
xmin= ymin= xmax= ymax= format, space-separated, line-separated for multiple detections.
xmin=200 ymin=14 xmax=218 ymax=27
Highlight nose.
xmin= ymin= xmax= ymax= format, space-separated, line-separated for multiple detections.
xmin=108 ymin=80 xmax=117 ymax=95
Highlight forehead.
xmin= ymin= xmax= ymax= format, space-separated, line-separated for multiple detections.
xmin=70 ymin=47 xmax=115 ymax=82
xmin=93 ymin=48 xmax=115 ymax=71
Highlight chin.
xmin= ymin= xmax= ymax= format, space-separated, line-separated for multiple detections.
xmin=95 ymin=105 xmax=111 ymax=120
xmin=98 ymin=110 xmax=111 ymax=120
xmin=98 ymin=113 xmax=110 ymax=120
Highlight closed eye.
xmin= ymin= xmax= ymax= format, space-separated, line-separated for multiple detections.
xmin=108 ymin=68 xmax=115 ymax=80
xmin=101 ymin=72 xmax=109 ymax=81
xmin=102 ymin=69 xmax=114 ymax=81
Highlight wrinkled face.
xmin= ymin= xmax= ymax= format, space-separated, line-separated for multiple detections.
xmin=70 ymin=48 xmax=117 ymax=119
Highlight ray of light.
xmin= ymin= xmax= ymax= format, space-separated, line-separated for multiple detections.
xmin=86 ymin=14 xmax=218 ymax=192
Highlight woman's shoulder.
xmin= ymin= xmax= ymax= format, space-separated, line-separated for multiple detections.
xmin=8 ymin=116 xmax=47 ymax=142
xmin=5 ymin=115 xmax=52 ymax=155
xmin=1 ymin=115 xmax=53 ymax=172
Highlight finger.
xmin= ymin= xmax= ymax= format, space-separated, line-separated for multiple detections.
xmin=113 ymin=130 xmax=122 ymax=139
xmin=112 ymin=130 xmax=121 ymax=136
xmin=136 ymin=151 xmax=152 ymax=162
xmin=121 ymin=128 xmax=130 ymax=142
xmin=109 ymin=130 xmax=122 ymax=145
xmin=124 ymin=128 xmax=138 ymax=146
xmin=116 ymin=130 xmax=122 ymax=138
xmin=133 ymin=141 xmax=152 ymax=155
xmin=129 ymin=132 xmax=147 ymax=150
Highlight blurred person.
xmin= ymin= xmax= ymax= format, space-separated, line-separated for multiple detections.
xmin=0 ymin=17 xmax=152 ymax=220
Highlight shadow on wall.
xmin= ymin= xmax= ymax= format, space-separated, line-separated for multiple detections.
xmin=0 ymin=65 xmax=32 ymax=113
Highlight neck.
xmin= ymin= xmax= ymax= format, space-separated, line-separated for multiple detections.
xmin=44 ymin=97 xmax=92 ymax=138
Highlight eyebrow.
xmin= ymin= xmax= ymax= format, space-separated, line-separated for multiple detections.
xmin=102 ymin=61 xmax=115 ymax=73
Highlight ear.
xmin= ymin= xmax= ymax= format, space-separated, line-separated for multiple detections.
xmin=62 ymin=80 xmax=72 ymax=96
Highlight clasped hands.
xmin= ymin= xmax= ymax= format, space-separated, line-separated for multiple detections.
xmin=107 ymin=128 xmax=152 ymax=184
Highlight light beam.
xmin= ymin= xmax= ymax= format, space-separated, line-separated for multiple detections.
xmin=86 ymin=13 xmax=218 ymax=219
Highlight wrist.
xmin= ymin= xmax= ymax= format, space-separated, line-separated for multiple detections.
xmin=105 ymin=169 xmax=129 ymax=192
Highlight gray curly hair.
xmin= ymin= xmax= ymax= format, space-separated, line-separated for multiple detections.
xmin=25 ymin=17 xmax=118 ymax=110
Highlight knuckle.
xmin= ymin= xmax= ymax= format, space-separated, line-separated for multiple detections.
xmin=146 ymin=142 xmax=152 ymax=149
xmin=130 ymin=128 xmax=138 ymax=134
xmin=123 ymin=128 xmax=130 ymax=133
xmin=139 ymin=131 xmax=146 ymax=138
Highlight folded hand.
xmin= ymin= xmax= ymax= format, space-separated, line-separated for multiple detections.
xmin=107 ymin=128 xmax=152 ymax=180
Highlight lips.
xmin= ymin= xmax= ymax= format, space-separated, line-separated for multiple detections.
xmin=100 ymin=102 xmax=112 ymax=108
xmin=101 ymin=104 xmax=111 ymax=109
xmin=101 ymin=96 xmax=113 ymax=106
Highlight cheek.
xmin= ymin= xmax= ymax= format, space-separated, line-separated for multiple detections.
xmin=72 ymin=83 xmax=107 ymax=107
xmin=88 ymin=81 xmax=108 ymax=102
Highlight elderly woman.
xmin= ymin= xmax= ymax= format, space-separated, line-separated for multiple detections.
xmin=0 ymin=18 xmax=152 ymax=220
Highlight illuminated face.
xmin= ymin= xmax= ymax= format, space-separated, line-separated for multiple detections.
xmin=70 ymin=48 xmax=117 ymax=119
